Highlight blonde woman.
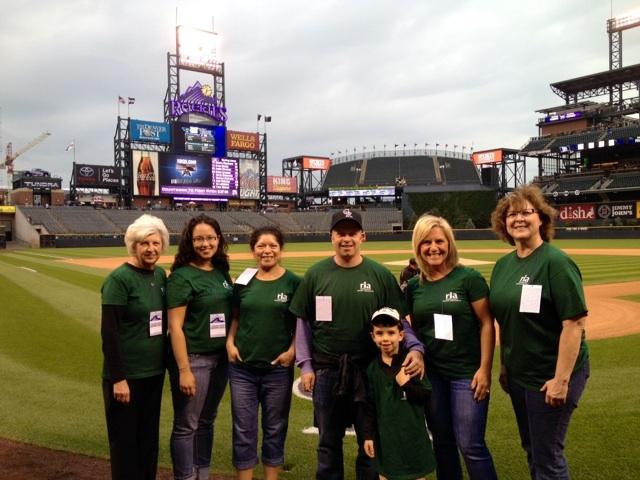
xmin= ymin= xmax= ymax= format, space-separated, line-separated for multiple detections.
xmin=407 ymin=215 xmax=497 ymax=480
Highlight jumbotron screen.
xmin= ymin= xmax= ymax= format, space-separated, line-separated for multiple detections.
xmin=172 ymin=122 xmax=227 ymax=157
xmin=158 ymin=153 xmax=238 ymax=198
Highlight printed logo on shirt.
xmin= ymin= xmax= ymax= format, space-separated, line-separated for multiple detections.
xmin=222 ymin=280 xmax=232 ymax=290
xmin=275 ymin=292 xmax=288 ymax=303
xmin=357 ymin=281 xmax=374 ymax=293
xmin=516 ymin=275 xmax=530 ymax=285
xmin=443 ymin=291 xmax=460 ymax=302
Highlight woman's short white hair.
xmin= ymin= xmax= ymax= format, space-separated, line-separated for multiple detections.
xmin=124 ymin=214 xmax=170 ymax=256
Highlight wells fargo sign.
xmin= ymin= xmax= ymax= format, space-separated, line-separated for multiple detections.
xmin=227 ymin=131 xmax=259 ymax=152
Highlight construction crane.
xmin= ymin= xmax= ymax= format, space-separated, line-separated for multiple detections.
xmin=3 ymin=131 xmax=52 ymax=174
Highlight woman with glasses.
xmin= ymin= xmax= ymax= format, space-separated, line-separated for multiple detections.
xmin=490 ymin=185 xmax=589 ymax=480
xmin=408 ymin=215 xmax=497 ymax=480
xmin=167 ymin=214 xmax=233 ymax=480
xmin=226 ymin=226 xmax=300 ymax=480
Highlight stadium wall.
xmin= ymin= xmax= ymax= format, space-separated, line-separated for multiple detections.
xmin=404 ymin=190 xmax=497 ymax=229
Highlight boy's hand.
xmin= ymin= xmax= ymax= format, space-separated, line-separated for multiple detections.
xmin=364 ymin=440 xmax=375 ymax=458
xmin=395 ymin=368 xmax=411 ymax=386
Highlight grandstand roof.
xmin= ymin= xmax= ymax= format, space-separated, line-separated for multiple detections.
xmin=550 ymin=63 xmax=640 ymax=101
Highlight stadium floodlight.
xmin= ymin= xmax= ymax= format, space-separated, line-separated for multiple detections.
xmin=177 ymin=25 xmax=221 ymax=74
xmin=607 ymin=10 xmax=640 ymax=32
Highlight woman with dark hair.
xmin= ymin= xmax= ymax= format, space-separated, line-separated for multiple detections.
xmin=407 ymin=214 xmax=497 ymax=480
xmin=490 ymin=185 xmax=589 ymax=480
xmin=226 ymin=226 xmax=300 ymax=480
xmin=101 ymin=214 xmax=170 ymax=479
xmin=167 ymin=214 xmax=233 ymax=480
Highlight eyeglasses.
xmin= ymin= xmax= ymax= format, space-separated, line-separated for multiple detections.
xmin=192 ymin=235 xmax=218 ymax=245
xmin=506 ymin=208 xmax=537 ymax=220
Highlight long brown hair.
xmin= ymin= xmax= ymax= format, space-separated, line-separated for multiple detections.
xmin=171 ymin=214 xmax=229 ymax=272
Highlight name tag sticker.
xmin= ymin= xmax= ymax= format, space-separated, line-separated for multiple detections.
xmin=434 ymin=313 xmax=453 ymax=341
xmin=235 ymin=268 xmax=258 ymax=285
xmin=520 ymin=284 xmax=542 ymax=313
xmin=210 ymin=313 xmax=226 ymax=338
xmin=315 ymin=296 xmax=332 ymax=322
xmin=149 ymin=310 xmax=163 ymax=337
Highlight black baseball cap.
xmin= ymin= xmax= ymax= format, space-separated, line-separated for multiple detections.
xmin=330 ymin=209 xmax=363 ymax=231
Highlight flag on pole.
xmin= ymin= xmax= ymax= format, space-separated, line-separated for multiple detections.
xmin=128 ymin=97 xmax=135 ymax=104
xmin=264 ymin=116 xmax=272 ymax=122
xmin=257 ymin=114 xmax=262 ymax=121
xmin=65 ymin=141 xmax=75 ymax=151
xmin=118 ymin=96 xmax=126 ymax=104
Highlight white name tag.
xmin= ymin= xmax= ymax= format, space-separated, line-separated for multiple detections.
xmin=235 ymin=268 xmax=258 ymax=285
xmin=434 ymin=313 xmax=453 ymax=341
xmin=149 ymin=311 xmax=163 ymax=337
xmin=209 ymin=313 xmax=226 ymax=338
xmin=520 ymin=284 xmax=542 ymax=313
xmin=315 ymin=296 xmax=332 ymax=322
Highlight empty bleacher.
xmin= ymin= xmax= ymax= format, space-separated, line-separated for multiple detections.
xmin=323 ymin=160 xmax=365 ymax=188
xmin=438 ymin=157 xmax=481 ymax=184
xmin=547 ymin=175 xmax=602 ymax=192
xmin=603 ymin=125 xmax=640 ymax=141
xmin=547 ymin=131 xmax=604 ymax=149
xmin=20 ymin=207 xmax=68 ymax=234
xmin=521 ymin=136 xmax=554 ymax=152
xmin=607 ymin=171 xmax=640 ymax=189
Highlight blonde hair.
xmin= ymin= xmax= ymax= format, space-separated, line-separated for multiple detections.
xmin=124 ymin=214 xmax=170 ymax=256
xmin=491 ymin=185 xmax=557 ymax=245
xmin=411 ymin=215 xmax=459 ymax=282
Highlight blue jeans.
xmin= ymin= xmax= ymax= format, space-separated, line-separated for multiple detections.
xmin=312 ymin=368 xmax=376 ymax=480
xmin=426 ymin=372 xmax=497 ymax=480
xmin=228 ymin=363 xmax=294 ymax=470
xmin=507 ymin=360 xmax=589 ymax=480
xmin=169 ymin=353 xmax=228 ymax=480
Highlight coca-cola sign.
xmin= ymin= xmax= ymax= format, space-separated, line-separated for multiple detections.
xmin=132 ymin=151 xmax=159 ymax=197
xmin=168 ymin=82 xmax=227 ymax=124
xmin=557 ymin=204 xmax=596 ymax=221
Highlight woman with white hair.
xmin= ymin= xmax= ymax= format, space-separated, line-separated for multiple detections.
xmin=101 ymin=214 xmax=170 ymax=480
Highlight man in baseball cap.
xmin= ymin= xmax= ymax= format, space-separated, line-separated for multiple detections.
xmin=330 ymin=208 xmax=363 ymax=231
xmin=290 ymin=207 xmax=426 ymax=480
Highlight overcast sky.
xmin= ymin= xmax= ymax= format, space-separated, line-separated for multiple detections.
xmin=2 ymin=0 xmax=640 ymax=185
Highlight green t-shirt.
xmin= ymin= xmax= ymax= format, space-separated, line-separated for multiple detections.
xmin=232 ymin=270 xmax=301 ymax=368
xmin=101 ymin=263 xmax=167 ymax=379
xmin=366 ymin=355 xmax=436 ymax=480
xmin=489 ymin=242 xmax=589 ymax=390
xmin=166 ymin=265 xmax=233 ymax=354
xmin=289 ymin=256 xmax=406 ymax=360
xmin=407 ymin=266 xmax=489 ymax=379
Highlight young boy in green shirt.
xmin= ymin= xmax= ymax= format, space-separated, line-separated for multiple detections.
xmin=363 ymin=308 xmax=436 ymax=480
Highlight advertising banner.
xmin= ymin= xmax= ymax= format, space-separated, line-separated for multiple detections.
xmin=302 ymin=157 xmax=331 ymax=170
xmin=595 ymin=202 xmax=636 ymax=219
xmin=132 ymin=151 xmax=160 ymax=197
xmin=238 ymin=159 xmax=260 ymax=200
xmin=329 ymin=187 xmax=395 ymax=197
xmin=158 ymin=153 xmax=238 ymax=198
xmin=557 ymin=203 xmax=596 ymax=221
xmin=129 ymin=120 xmax=171 ymax=144
xmin=17 ymin=177 xmax=62 ymax=190
xmin=75 ymin=164 xmax=121 ymax=188
xmin=471 ymin=149 xmax=503 ymax=165
xmin=172 ymin=122 xmax=226 ymax=157
xmin=227 ymin=130 xmax=260 ymax=152
xmin=267 ymin=176 xmax=297 ymax=194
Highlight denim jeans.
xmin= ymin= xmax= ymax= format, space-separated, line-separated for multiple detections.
xmin=228 ymin=363 xmax=294 ymax=470
xmin=169 ymin=353 xmax=228 ymax=480
xmin=507 ymin=360 xmax=590 ymax=480
xmin=426 ymin=371 xmax=497 ymax=480
xmin=312 ymin=368 xmax=376 ymax=480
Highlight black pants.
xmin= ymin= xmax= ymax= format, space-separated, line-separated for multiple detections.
xmin=102 ymin=374 xmax=165 ymax=480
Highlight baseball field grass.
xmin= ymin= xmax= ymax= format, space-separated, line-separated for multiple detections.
xmin=0 ymin=238 xmax=639 ymax=479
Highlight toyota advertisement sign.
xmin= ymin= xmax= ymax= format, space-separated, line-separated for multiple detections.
xmin=74 ymin=164 xmax=122 ymax=188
